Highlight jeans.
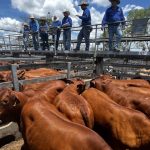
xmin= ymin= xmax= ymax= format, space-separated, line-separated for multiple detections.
xmin=32 ymin=32 xmax=39 ymax=50
xmin=23 ymin=34 xmax=29 ymax=51
xmin=52 ymin=30 xmax=61 ymax=50
xmin=108 ymin=25 xmax=122 ymax=50
xmin=63 ymin=29 xmax=71 ymax=50
xmin=40 ymin=32 xmax=49 ymax=50
xmin=76 ymin=26 xmax=92 ymax=51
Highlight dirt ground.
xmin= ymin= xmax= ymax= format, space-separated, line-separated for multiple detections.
xmin=0 ymin=139 xmax=23 ymax=150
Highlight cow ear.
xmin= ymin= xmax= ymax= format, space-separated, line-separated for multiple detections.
xmin=90 ymin=81 xmax=95 ymax=87
xmin=77 ymin=84 xmax=85 ymax=94
xmin=11 ymin=94 xmax=20 ymax=107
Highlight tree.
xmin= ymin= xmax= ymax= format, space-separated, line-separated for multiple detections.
xmin=127 ymin=7 xmax=150 ymax=20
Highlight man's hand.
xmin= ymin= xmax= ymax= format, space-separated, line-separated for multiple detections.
xmin=101 ymin=26 xmax=104 ymax=31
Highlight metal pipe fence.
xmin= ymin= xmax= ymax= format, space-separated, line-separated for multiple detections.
xmin=0 ymin=19 xmax=150 ymax=54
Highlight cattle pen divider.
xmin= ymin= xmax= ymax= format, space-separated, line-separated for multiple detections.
xmin=0 ymin=62 xmax=93 ymax=91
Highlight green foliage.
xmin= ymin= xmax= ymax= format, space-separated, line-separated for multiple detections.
xmin=127 ymin=7 xmax=150 ymax=20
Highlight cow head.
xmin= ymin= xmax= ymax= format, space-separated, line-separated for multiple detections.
xmin=90 ymin=75 xmax=113 ymax=91
xmin=0 ymin=88 xmax=21 ymax=124
xmin=72 ymin=78 xmax=86 ymax=94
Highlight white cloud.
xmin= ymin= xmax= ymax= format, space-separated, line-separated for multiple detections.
xmin=0 ymin=17 xmax=22 ymax=35
xmin=11 ymin=0 xmax=78 ymax=20
xmin=122 ymin=4 xmax=144 ymax=14
xmin=91 ymin=0 xmax=110 ymax=7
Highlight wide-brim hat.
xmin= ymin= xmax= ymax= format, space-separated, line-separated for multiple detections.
xmin=109 ymin=0 xmax=120 ymax=4
xmin=29 ymin=15 xmax=35 ymax=19
xmin=78 ymin=1 xmax=89 ymax=6
xmin=23 ymin=23 xmax=29 ymax=26
xmin=40 ymin=17 xmax=47 ymax=20
xmin=63 ymin=10 xmax=70 ymax=15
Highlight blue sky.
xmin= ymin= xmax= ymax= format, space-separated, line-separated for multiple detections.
xmin=0 ymin=0 xmax=149 ymax=21
xmin=0 ymin=0 xmax=149 ymax=35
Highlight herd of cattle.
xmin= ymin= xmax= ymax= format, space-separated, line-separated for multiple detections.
xmin=0 ymin=67 xmax=150 ymax=150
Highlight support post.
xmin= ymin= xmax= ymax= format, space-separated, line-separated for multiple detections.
xmin=67 ymin=62 xmax=71 ymax=79
xmin=95 ymin=57 xmax=104 ymax=75
xmin=46 ymin=54 xmax=53 ymax=63
xmin=11 ymin=64 xmax=19 ymax=91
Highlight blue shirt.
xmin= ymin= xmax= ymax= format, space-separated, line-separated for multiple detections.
xmin=62 ymin=16 xmax=72 ymax=30
xmin=102 ymin=6 xmax=125 ymax=26
xmin=79 ymin=8 xmax=91 ymax=26
xmin=29 ymin=20 xmax=39 ymax=32
xmin=52 ymin=20 xmax=61 ymax=27
xmin=39 ymin=23 xmax=49 ymax=33
xmin=23 ymin=27 xmax=30 ymax=38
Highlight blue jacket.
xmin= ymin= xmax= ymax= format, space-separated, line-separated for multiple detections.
xmin=102 ymin=6 xmax=125 ymax=26
xmin=23 ymin=27 xmax=30 ymax=38
xmin=39 ymin=23 xmax=49 ymax=33
xmin=79 ymin=8 xmax=91 ymax=26
xmin=62 ymin=16 xmax=72 ymax=30
xmin=52 ymin=20 xmax=61 ymax=27
xmin=29 ymin=20 xmax=39 ymax=32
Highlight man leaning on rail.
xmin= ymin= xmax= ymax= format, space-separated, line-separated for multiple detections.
xmin=29 ymin=15 xmax=39 ymax=51
xmin=101 ymin=0 xmax=125 ymax=52
xmin=73 ymin=1 xmax=92 ymax=52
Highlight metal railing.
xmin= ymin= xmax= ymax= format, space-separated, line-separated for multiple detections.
xmin=0 ymin=19 xmax=150 ymax=53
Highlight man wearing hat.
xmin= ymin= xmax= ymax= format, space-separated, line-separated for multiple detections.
xmin=51 ymin=16 xmax=62 ymax=51
xmin=74 ymin=1 xmax=92 ymax=52
xmin=29 ymin=15 xmax=39 ymax=50
xmin=62 ymin=10 xmax=72 ymax=51
xmin=23 ymin=23 xmax=30 ymax=51
xmin=101 ymin=0 xmax=125 ymax=52
xmin=39 ymin=17 xmax=49 ymax=51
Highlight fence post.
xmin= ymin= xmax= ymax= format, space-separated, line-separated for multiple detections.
xmin=11 ymin=64 xmax=19 ymax=91
xmin=8 ymin=35 xmax=12 ymax=51
xmin=95 ymin=57 xmax=104 ymax=75
xmin=67 ymin=62 xmax=71 ymax=79
xmin=94 ymin=25 xmax=98 ymax=58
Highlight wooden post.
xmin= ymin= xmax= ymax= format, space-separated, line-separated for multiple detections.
xmin=67 ymin=62 xmax=71 ymax=79
xmin=46 ymin=54 xmax=53 ymax=63
xmin=95 ymin=57 xmax=104 ymax=75
xmin=11 ymin=64 xmax=19 ymax=91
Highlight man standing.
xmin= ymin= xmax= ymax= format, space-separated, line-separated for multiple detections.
xmin=62 ymin=11 xmax=72 ymax=51
xmin=51 ymin=16 xmax=61 ymax=50
xmin=74 ymin=1 xmax=92 ymax=52
xmin=39 ymin=17 xmax=49 ymax=51
xmin=23 ymin=23 xmax=30 ymax=51
xmin=29 ymin=15 xmax=39 ymax=50
xmin=101 ymin=0 xmax=125 ymax=52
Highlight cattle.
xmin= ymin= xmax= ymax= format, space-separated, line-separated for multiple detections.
xmin=90 ymin=75 xmax=150 ymax=90
xmin=53 ymin=79 xmax=94 ymax=128
xmin=0 ymin=80 xmax=67 ymax=125
xmin=0 ymin=70 xmax=25 ymax=82
xmin=82 ymin=88 xmax=150 ymax=149
xmin=20 ymin=68 xmax=62 ymax=79
xmin=21 ymin=99 xmax=112 ymax=150
xmin=0 ymin=88 xmax=27 ymax=125
xmin=90 ymin=75 xmax=150 ymax=118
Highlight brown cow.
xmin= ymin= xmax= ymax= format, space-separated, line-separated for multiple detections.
xmin=82 ymin=88 xmax=150 ymax=149
xmin=21 ymin=99 xmax=112 ymax=150
xmin=0 ymin=80 xmax=67 ymax=125
xmin=53 ymin=79 xmax=94 ymax=128
xmin=91 ymin=75 xmax=150 ymax=118
xmin=90 ymin=75 xmax=150 ymax=90
xmin=0 ymin=88 xmax=27 ymax=124
xmin=21 ymin=68 xmax=62 ymax=79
